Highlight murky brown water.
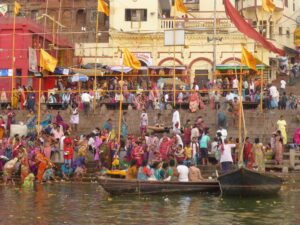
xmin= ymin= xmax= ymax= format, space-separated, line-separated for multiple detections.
xmin=0 ymin=183 xmax=299 ymax=225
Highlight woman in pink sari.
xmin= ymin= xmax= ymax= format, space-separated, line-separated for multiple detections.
xmin=159 ymin=136 xmax=171 ymax=160
xmin=275 ymin=131 xmax=284 ymax=165
xmin=188 ymin=92 xmax=200 ymax=112
xmin=294 ymin=128 xmax=300 ymax=144
xmin=131 ymin=142 xmax=144 ymax=166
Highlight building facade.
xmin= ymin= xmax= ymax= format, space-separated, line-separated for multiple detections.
xmin=75 ymin=0 xmax=299 ymax=83
xmin=0 ymin=17 xmax=73 ymax=91
xmin=1 ymin=0 xmax=109 ymax=43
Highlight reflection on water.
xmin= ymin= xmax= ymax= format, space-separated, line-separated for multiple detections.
xmin=0 ymin=183 xmax=299 ymax=225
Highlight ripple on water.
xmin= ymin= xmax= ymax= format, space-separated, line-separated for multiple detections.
xmin=0 ymin=183 xmax=300 ymax=224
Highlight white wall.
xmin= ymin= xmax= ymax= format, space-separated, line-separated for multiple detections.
xmin=110 ymin=0 xmax=160 ymax=32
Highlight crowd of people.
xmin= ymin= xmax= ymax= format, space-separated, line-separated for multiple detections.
xmin=0 ymin=100 xmax=292 ymax=185
xmin=0 ymin=72 xmax=298 ymax=185
xmin=0 ymin=76 xmax=299 ymax=114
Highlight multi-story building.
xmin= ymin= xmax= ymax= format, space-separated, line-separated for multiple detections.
xmin=1 ymin=0 xmax=109 ymax=43
xmin=76 ymin=0 xmax=299 ymax=83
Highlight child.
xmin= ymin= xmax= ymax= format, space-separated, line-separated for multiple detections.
xmin=74 ymin=166 xmax=86 ymax=182
xmin=112 ymin=155 xmax=120 ymax=170
xmin=184 ymin=145 xmax=193 ymax=167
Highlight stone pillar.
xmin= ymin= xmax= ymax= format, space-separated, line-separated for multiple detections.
xmin=290 ymin=148 xmax=296 ymax=170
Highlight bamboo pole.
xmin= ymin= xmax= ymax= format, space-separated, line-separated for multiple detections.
xmin=118 ymin=67 xmax=124 ymax=142
xmin=93 ymin=12 xmax=99 ymax=113
xmin=260 ymin=69 xmax=263 ymax=112
xmin=37 ymin=78 xmax=42 ymax=134
xmin=37 ymin=0 xmax=49 ymax=134
xmin=238 ymin=66 xmax=243 ymax=166
xmin=11 ymin=3 xmax=17 ymax=105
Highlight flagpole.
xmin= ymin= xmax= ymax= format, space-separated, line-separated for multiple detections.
xmin=260 ymin=10 xmax=265 ymax=112
xmin=11 ymin=2 xmax=17 ymax=106
xmin=118 ymin=66 xmax=124 ymax=142
xmin=38 ymin=0 xmax=49 ymax=135
xmin=93 ymin=12 xmax=99 ymax=113
xmin=173 ymin=6 xmax=176 ymax=107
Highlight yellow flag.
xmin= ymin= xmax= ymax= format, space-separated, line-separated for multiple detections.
xmin=262 ymin=0 xmax=276 ymax=13
xmin=241 ymin=47 xmax=257 ymax=71
xmin=98 ymin=0 xmax=109 ymax=16
xmin=175 ymin=0 xmax=188 ymax=14
xmin=123 ymin=48 xmax=141 ymax=70
xmin=40 ymin=49 xmax=58 ymax=72
xmin=14 ymin=1 xmax=21 ymax=15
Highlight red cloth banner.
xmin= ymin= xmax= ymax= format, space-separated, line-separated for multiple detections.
xmin=223 ymin=0 xmax=285 ymax=56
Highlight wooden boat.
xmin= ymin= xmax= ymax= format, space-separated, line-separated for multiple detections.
xmin=148 ymin=126 xmax=170 ymax=133
xmin=217 ymin=168 xmax=283 ymax=196
xmin=98 ymin=177 xmax=220 ymax=195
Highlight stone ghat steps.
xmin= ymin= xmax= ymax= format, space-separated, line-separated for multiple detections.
xmin=10 ymin=108 xmax=300 ymax=144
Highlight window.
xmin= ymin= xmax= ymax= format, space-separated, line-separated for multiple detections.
xmin=269 ymin=21 xmax=274 ymax=39
xmin=76 ymin=9 xmax=86 ymax=26
xmin=90 ymin=10 xmax=97 ymax=22
xmin=293 ymin=0 xmax=295 ymax=11
xmin=259 ymin=20 xmax=267 ymax=37
xmin=279 ymin=27 xmax=283 ymax=35
xmin=252 ymin=21 xmax=257 ymax=29
xmin=31 ymin=10 xmax=38 ymax=19
xmin=287 ymin=28 xmax=290 ymax=37
xmin=285 ymin=0 xmax=288 ymax=7
xmin=125 ymin=9 xmax=147 ymax=22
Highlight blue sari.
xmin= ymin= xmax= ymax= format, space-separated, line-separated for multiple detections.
xmin=41 ymin=114 xmax=52 ymax=128
xmin=27 ymin=115 xmax=37 ymax=137
xmin=27 ymin=93 xmax=36 ymax=111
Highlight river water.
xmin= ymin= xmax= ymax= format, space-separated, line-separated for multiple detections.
xmin=0 ymin=183 xmax=299 ymax=225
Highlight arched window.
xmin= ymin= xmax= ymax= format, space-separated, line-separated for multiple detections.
xmin=76 ymin=9 xmax=86 ymax=27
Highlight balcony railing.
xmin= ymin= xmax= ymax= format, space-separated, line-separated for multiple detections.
xmin=160 ymin=18 xmax=236 ymax=32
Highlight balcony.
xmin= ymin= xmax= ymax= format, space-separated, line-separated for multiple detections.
xmin=160 ymin=18 xmax=236 ymax=33
xmin=236 ymin=0 xmax=284 ymax=12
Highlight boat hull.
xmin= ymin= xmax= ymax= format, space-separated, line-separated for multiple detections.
xmin=218 ymin=168 xmax=283 ymax=196
xmin=98 ymin=177 xmax=220 ymax=195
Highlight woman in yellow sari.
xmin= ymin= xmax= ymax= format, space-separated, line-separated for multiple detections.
xmin=277 ymin=115 xmax=287 ymax=145
xmin=253 ymin=138 xmax=265 ymax=172
xmin=11 ymin=88 xmax=19 ymax=109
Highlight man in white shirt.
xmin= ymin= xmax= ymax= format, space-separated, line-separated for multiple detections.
xmin=172 ymin=107 xmax=181 ymax=131
xmin=220 ymin=139 xmax=236 ymax=174
xmin=280 ymin=79 xmax=286 ymax=90
xmin=177 ymin=161 xmax=189 ymax=182
xmin=232 ymin=78 xmax=239 ymax=89
xmin=216 ymin=126 xmax=228 ymax=143
xmin=81 ymin=92 xmax=92 ymax=115
xmin=140 ymin=109 xmax=148 ymax=135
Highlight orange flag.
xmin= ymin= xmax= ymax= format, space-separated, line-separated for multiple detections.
xmin=40 ymin=49 xmax=58 ymax=72
xmin=123 ymin=48 xmax=141 ymax=70
xmin=175 ymin=0 xmax=188 ymax=14
xmin=241 ymin=47 xmax=257 ymax=71
xmin=262 ymin=0 xmax=276 ymax=13
xmin=14 ymin=1 xmax=21 ymax=15
xmin=98 ymin=0 xmax=109 ymax=16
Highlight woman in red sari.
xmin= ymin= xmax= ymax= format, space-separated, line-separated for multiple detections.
xmin=0 ymin=116 xmax=5 ymax=141
xmin=20 ymin=153 xmax=30 ymax=183
xmin=131 ymin=142 xmax=144 ymax=166
xmin=19 ymin=86 xmax=27 ymax=110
